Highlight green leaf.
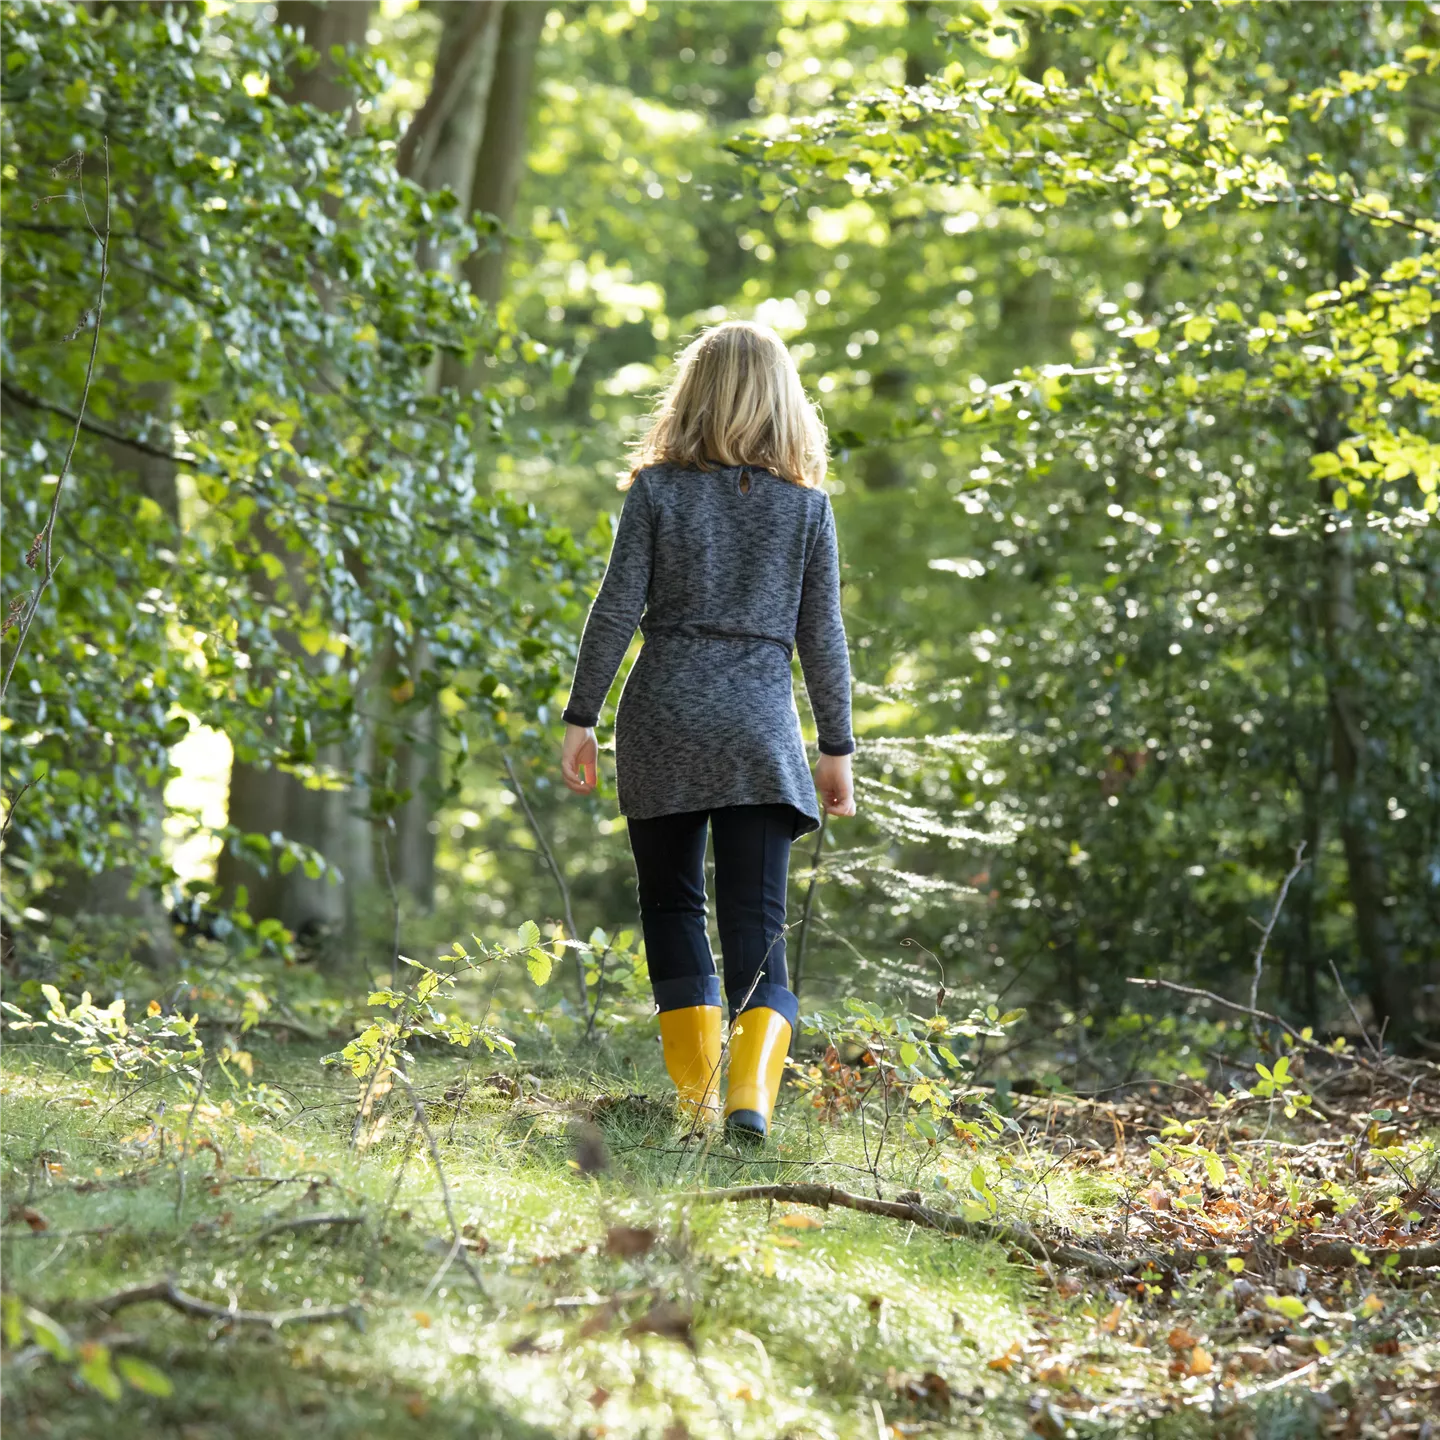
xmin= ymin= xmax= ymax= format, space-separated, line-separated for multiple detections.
xmin=899 ymin=1041 xmax=920 ymax=1068
xmin=27 ymin=1307 xmax=72 ymax=1361
xmin=1132 ymin=327 xmax=1161 ymax=348
xmin=526 ymin=948 xmax=553 ymax=986
xmin=517 ymin=920 xmax=541 ymax=949
xmin=116 ymin=1355 xmax=173 ymax=1396
xmin=1265 ymin=1295 xmax=1306 ymax=1320
xmin=78 ymin=1344 xmax=123 ymax=1401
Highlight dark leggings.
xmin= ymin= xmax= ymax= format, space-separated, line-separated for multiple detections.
xmin=626 ymin=803 xmax=801 ymax=1029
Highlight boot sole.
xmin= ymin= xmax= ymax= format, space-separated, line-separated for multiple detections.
xmin=725 ymin=1109 xmax=767 ymax=1143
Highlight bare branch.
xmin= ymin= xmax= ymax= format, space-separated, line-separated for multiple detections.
xmin=685 ymin=1182 xmax=1127 ymax=1276
xmin=2 ymin=139 xmax=112 ymax=705
xmin=1249 ymin=841 xmax=1309 ymax=1015
xmin=88 ymin=1276 xmax=364 ymax=1330
xmin=502 ymin=750 xmax=585 ymax=1013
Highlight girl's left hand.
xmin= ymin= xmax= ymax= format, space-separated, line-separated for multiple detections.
xmin=561 ymin=723 xmax=599 ymax=795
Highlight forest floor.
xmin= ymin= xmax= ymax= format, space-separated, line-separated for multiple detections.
xmin=2 ymin=1027 xmax=1438 ymax=1440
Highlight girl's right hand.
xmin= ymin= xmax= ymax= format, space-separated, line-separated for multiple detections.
xmin=815 ymin=752 xmax=856 ymax=817
xmin=561 ymin=723 xmax=599 ymax=795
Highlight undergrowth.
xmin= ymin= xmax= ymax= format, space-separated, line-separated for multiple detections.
xmin=2 ymin=1005 xmax=1438 ymax=1439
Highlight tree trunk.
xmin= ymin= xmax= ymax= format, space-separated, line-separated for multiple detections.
xmin=218 ymin=1 xmax=374 ymax=960
xmin=275 ymin=2 xmax=373 ymax=114
xmin=1320 ymin=522 xmax=1412 ymax=1047
xmin=446 ymin=0 xmax=545 ymax=325
xmin=383 ymin=0 xmax=529 ymax=910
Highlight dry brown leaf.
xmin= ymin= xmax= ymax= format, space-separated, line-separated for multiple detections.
xmin=987 ymin=1341 xmax=1023 ymax=1372
xmin=774 ymin=1212 xmax=823 ymax=1230
xmin=7 ymin=1205 xmax=49 ymax=1232
xmin=1167 ymin=1325 xmax=1200 ymax=1351
xmin=604 ymin=1225 xmax=656 ymax=1259
xmin=627 ymin=1300 xmax=693 ymax=1347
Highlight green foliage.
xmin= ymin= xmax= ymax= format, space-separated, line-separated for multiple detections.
xmin=1 ymin=0 xmax=586 ymax=931
xmin=2 ymin=1294 xmax=173 ymax=1403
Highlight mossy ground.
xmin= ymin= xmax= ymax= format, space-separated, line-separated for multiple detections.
xmin=2 ymin=1034 xmax=1435 ymax=1439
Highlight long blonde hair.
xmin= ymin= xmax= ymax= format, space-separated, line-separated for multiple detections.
xmin=625 ymin=320 xmax=828 ymax=488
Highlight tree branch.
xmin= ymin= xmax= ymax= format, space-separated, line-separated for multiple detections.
xmin=1 ymin=379 xmax=190 ymax=464
xmin=2 ymin=139 xmax=112 ymax=705
xmin=685 ymin=1182 xmax=1129 ymax=1277
xmin=88 ymin=1276 xmax=364 ymax=1330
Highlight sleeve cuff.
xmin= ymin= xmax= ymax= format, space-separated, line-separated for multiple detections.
xmin=562 ymin=706 xmax=598 ymax=728
xmin=818 ymin=737 xmax=855 ymax=757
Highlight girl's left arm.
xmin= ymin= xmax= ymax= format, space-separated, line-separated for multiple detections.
xmin=561 ymin=473 xmax=655 ymax=730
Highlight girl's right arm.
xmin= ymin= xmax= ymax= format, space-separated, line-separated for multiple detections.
xmin=560 ymin=473 xmax=655 ymax=730
xmin=796 ymin=496 xmax=857 ymax=815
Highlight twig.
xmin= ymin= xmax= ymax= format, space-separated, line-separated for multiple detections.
xmin=1126 ymin=978 xmax=1376 ymax=1070
xmin=0 ymin=780 xmax=34 ymax=851
xmin=685 ymin=1184 xmax=1440 ymax=1275
xmin=1328 ymin=958 xmax=1381 ymax=1060
xmin=173 ymin=1061 xmax=210 ymax=1221
xmin=585 ymin=939 xmax=611 ymax=1042
xmin=790 ymin=811 xmax=827 ymax=1001
xmin=253 ymin=1214 xmax=365 ymax=1244
xmin=684 ymin=1182 xmax=1129 ymax=1277
xmin=2 ymin=139 xmax=111 ymax=705
xmin=1249 ymin=842 xmax=1308 ymax=1016
xmin=402 ymin=1075 xmax=488 ymax=1301
xmin=88 ymin=1276 xmax=364 ymax=1331
xmin=502 ymin=750 xmax=585 ymax=1013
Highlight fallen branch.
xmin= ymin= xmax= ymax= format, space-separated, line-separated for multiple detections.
xmin=684 ymin=1183 xmax=1130 ymax=1278
xmin=88 ymin=1276 xmax=364 ymax=1331
xmin=254 ymin=1213 xmax=365 ymax=1243
xmin=685 ymin=1184 xmax=1440 ymax=1276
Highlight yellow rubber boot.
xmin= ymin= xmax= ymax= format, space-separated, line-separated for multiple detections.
xmin=658 ymin=1005 xmax=723 ymax=1123
xmin=724 ymin=1007 xmax=792 ymax=1141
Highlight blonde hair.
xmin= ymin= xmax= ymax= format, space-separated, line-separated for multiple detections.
xmin=625 ymin=320 xmax=828 ymax=488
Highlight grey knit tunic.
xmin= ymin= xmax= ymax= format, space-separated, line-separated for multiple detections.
xmin=561 ymin=461 xmax=855 ymax=838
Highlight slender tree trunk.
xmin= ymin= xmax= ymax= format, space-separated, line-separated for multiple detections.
xmin=218 ymin=1 xmax=374 ymax=959
xmin=379 ymin=0 xmax=547 ymax=909
xmin=446 ymin=0 xmax=544 ymax=325
xmin=1320 ymin=523 xmax=1411 ymax=1046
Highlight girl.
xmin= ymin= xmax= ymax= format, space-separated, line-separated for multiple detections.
xmin=559 ymin=320 xmax=856 ymax=1141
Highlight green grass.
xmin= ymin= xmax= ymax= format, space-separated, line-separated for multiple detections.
xmin=2 ymin=1036 xmax=1435 ymax=1439
xmin=1 ymin=1037 xmax=1042 ymax=1439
